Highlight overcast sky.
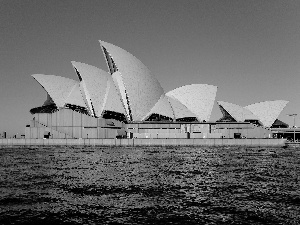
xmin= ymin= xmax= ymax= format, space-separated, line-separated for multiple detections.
xmin=1 ymin=0 xmax=300 ymax=135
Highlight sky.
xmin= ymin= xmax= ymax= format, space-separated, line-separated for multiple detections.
xmin=1 ymin=0 xmax=300 ymax=136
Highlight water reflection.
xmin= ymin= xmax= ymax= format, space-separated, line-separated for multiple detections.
xmin=0 ymin=146 xmax=300 ymax=224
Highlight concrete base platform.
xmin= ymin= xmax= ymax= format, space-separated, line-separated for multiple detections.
xmin=0 ymin=138 xmax=286 ymax=147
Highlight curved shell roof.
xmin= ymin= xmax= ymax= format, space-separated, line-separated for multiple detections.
xmin=32 ymin=41 xmax=221 ymax=123
xmin=111 ymin=71 xmax=132 ymax=120
xmin=167 ymin=96 xmax=197 ymax=119
xmin=218 ymin=100 xmax=288 ymax=127
xmin=103 ymin=75 xmax=126 ymax=115
xmin=245 ymin=100 xmax=289 ymax=127
xmin=99 ymin=40 xmax=164 ymax=121
xmin=65 ymin=83 xmax=87 ymax=108
xmin=166 ymin=84 xmax=217 ymax=121
xmin=217 ymin=101 xmax=258 ymax=122
xmin=32 ymin=74 xmax=78 ymax=108
xmin=142 ymin=94 xmax=175 ymax=120
xmin=71 ymin=61 xmax=110 ymax=117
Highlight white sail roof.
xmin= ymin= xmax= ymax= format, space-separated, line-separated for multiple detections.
xmin=217 ymin=101 xmax=258 ymax=122
xmin=32 ymin=74 xmax=78 ymax=108
xmin=71 ymin=61 xmax=110 ymax=117
xmin=111 ymin=71 xmax=131 ymax=120
xmin=245 ymin=100 xmax=289 ymax=127
xmin=65 ymin=83 xmax=87 ymax=108
xmin=166 ymin=84 xmax=217 ymax=121
xmin=103 ymin=73 xmax=126 ymax=115
xmin=142 ymin=94 xmax=175 ymax=120
xmin=99 ymin=40 xmax=164 ymax=121
xmin=167 ymin=96 xmax=197 ymax=119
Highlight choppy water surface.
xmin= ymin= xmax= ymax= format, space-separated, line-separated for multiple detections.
xmin=0 ymin=146 xmax=300 ymax=224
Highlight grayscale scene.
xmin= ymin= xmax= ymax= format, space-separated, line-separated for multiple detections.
xmin=0 ymin=0 xmax=300 ymax=224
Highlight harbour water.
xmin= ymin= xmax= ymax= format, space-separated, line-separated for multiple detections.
xmin=0 ymin=146 xmax=300 ymax=224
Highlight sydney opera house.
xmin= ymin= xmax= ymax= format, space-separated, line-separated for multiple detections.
xmin=25 ymin=40 xmax=289 ymax=140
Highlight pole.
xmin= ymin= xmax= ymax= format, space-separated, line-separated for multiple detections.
xmin=287 ymin=114 xmax=297 ymax=142
xmin=294 ymin=116 xmax=296 ymax=142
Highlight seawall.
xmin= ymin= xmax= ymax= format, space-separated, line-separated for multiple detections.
xmin=0 ymin=138 xmax=286 ymax=147
xmin=285 ymin=142 xmax=300 ymax=148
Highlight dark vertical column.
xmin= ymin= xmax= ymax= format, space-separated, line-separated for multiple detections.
xmin=72 ymin=110 xmax=73 ymax=138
